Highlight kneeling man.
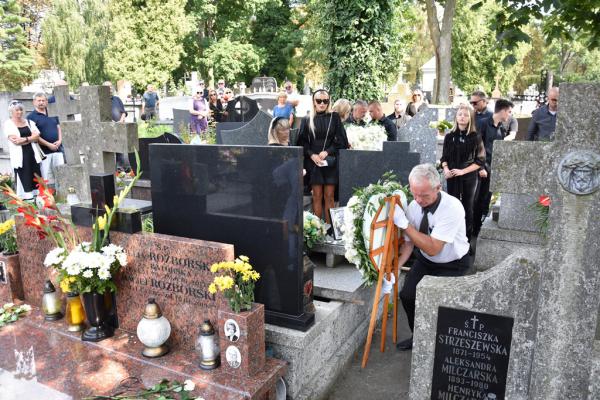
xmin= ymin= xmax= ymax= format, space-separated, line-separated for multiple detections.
xmin=393 ymin=163 xmax=470 ymax=350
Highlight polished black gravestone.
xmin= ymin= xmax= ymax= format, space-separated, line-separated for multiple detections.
xmin=216 ymin=111 xmax=272 ymax=146
xmin=338 ymin=141 xmax=420 ymax=205
xmin=129 ymin=133 xmax=182 ymax=179
xmin=149 ymin=144 xmax=314 ymax=331
xmin=431 ymin=307 xmax=514 ymax=400
xmin=225 ymin=96 xmax=259 ymax=122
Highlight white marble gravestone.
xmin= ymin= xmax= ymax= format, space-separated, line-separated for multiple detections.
xmin=409 ymin=83 xmax=600 ymax=400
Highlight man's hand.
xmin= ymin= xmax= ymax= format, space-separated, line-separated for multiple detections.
xmin=393 ymin=204 xmax=409 ymax=229
xmin=381 ymin=273 xmax=396 ymax=295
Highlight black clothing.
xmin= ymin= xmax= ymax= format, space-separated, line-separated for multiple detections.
xmin=297 ymin=112 xmax=345 ymax=185
xmin=110 ymin=96 xmax=127 ymax=122
xmin=476 ymin=116 xmax=507 ymax=171
xmin=527 ymin=104 xmax=556 ymax=141
xmin=375 ymin=116 xmax=397 ymax=141
xmin=15 ymin=126 xmax=41 ymax=193
xmin=406 ymin=102 xmax=427 ymax=117
xmin=346 ymin=115 xmax=366 ymax=126
xmin=400 ymin=251 xmax=469 ymax=331
xmin=209 ymin=100 xmax=225 ymax=122
xmin=475 ymin=109 xmax=492 ymax=125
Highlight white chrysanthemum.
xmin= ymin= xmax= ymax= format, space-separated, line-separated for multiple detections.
xmin=44 ymin=247 xmax=66 ymax=267
xmin=183 ymin=380 xmax=195 ymax=391
xmin=63 ymin=251 xmax=84 ymax=276
xmin=101 ymin=243 xmax=124 ymax=257
xmin=82 ymin=269 xmax=93 ymax=278
xmin=98 ymin=268 xmax=111 ymax=280
xmin=74 ymin=242 xmax=91 ymax=252
xmin=116 ymin=252 xmax=127 ymax=267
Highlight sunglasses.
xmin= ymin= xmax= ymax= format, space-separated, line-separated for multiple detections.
xmin=285 ymin=86 xmax=292 ymax=89
xmin=315 ymin=99 xmax=330 ymax=105
xmin=9 ymin=100 xmax=22 ymax=106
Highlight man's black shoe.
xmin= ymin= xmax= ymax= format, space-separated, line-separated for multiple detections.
xmin=396 ymin=337 xmax=413 ymax=351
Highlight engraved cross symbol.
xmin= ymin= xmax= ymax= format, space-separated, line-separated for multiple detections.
xmin=470 ymin=315 xmax=479 ymax=329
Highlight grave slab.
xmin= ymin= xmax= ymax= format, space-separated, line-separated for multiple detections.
xmin=397 ymin=107 xmax=455 ymax=164
xmin=216 ymin=111 xmax=273 ymax=145
xmin=338 ymin=141 xmax=420 ymax=206
xmin=0 ymin=309 xmax=286 ymax=400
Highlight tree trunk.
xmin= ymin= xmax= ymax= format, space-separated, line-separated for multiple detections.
xmin=424 ymin=0 xmax=456 ymax=104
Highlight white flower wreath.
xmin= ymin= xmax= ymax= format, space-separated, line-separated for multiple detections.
xmin=345 ymin=124 xmax=388 ymax=150
xmin=342 ymin=173 xmax=409 ymax=285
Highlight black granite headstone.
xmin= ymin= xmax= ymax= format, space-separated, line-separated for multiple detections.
xmin=129 ymin=133 xmax=182 ymax=179
xmin=431 ymin=306 xmax=514 ymax=400
xmin=338 ymin=141 xmax=420 ymax=205
xmin=90 ymin=173 xmax=115 ymax=209
xmin=216 ymin=111 xmax=273 ymax=146
xmin=224 ymin=96 xmax=259 ymax=122
xmin=149 ymin=144 xmax=314 ymax=331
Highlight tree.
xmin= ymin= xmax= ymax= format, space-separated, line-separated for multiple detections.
xmin=305 ymin=0 xmax=415 ymax=100
xmin=485 ymin=0 xmax=600 ymax=57
xmin=42 ymin=0 xmax=109 ymax=87
xmin=201 ymin=38 xmax=263 ymax=84
xmin=423 ymin=0 xmax=456 ymax=104
xmin=451 ymin=0 xmax=528 ymax=94
xmin=0 ymin=0 xmax=36 ymax=90
xmin=105 ymin=0 xmax=191 ymax=89
xmin=17 ymin=0 xmax=51 ymax=50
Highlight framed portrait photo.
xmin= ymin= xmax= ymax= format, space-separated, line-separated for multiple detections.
xmin=329 ymin=207 xmax=346 ymax=241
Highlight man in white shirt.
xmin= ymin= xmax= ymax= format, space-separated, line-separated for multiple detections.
xmin=393 ymin=163 xmax=471 ymax=350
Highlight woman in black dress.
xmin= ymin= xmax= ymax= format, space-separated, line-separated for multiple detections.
xmin=297 ymin=90 xmax=345 ymax=224
xmin=208 ymin=89 xmax=226 ymax=122
xmin=3 ymin=101 xmax=42 ymax=200
xmin=440 ymin=103 xmax=485 ymax=239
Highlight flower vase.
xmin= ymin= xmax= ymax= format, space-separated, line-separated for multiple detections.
xmin=218 ymin=303 xmax=265 ymax=377
xmin=81 ymin=291 xmax=115 ymax=342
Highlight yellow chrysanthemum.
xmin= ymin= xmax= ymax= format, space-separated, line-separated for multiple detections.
xmin=239 ymin=255 xmax=249 ymax=262
xmin=208 ymin=283 xmax=217 ymax=294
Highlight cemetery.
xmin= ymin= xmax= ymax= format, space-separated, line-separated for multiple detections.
xmin=1 ymin=1 xmax=600 ymax=400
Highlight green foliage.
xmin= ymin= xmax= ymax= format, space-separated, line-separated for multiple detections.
xmin=0 ymin=0 xmax=36 ymax=90
xmin=142 ymin=216 xmax=154 ymax=233
xmin=201 ymin=38 xmax=263 ymax=83
xmin=451 ymin=0 xmax=527 ymax=94
xmin=307 ymin=0 xmax=416 ymax=100
xmin=105 ymin=0 xmax=192 ymax=89
xmin=486 ymin=0 xmax=600 ymax=60
xmin=85 ymin=378 xmax=197 ymax=399
xmin=137 ymin=121 xmax=172 ymax=139
xmin=0 ymin=303 xmax=31 ymax=329
xmin=42 ymin=0 xmax=109 ymax=87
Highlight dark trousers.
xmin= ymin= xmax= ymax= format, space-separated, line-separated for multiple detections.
xmin=400 ymin=252 xmax=469 ymax=332
xmin=446 ymin=171 xmax=479 ymax=239
xmin=472 ymin=173 xmax=492 ymax=237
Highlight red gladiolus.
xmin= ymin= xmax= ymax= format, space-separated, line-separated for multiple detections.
xmin=539 ymin=195 xmax=551 ymax=207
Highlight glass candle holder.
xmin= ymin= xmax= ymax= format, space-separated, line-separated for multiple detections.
xmin=66 ymin=292 xmax=85 ymax=332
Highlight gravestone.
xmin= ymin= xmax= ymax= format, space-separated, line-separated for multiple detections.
xmin=216 ymin=110 xmax=272 ymax=145
xmin=47 ymin=85 xmax=80 ymax=121
xmin=251 ymin=77 xmax=278 ymax=93
xmin=54 ymin=85 xmax=138 ymax=203
xmin=409 ymin=83 xmax=600 ymax=400
xmin=397 ymin=107 xmax=456 ymax=164
xmin=150 ymin=144 xmax=315 ymax=331
xmin=224 ymin=96 xmax=260 ymax=122
xmin=172 ymin=108 xmax=190 ymax=134
xmin=129 ymin=133 xmax=182 ymax=179
xmin=338 ymin=141 xmax=420 ymax=205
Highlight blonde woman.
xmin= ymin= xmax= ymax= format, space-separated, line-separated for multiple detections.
xmin=296 ymin=90 xmax=345 ymax=224
xmin=440 ymin=103 xmax=485 ymax=239
xmin=268 ymin=117 xmax=291 ymax=146
xmin=406 ymin=89 xmax=428 ymax=117
xmin=272 ymin=91 xmax=294 ymax=126
xmin=3 ymin=101 xmax=44 ymax=199
xmin=331 ymin=98 xmax=352 ymax=149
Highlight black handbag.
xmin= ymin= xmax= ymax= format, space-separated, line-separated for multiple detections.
xmin=319 ymin=114 xmax=335 ymax=167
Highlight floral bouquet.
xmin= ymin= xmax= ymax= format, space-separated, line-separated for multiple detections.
xmin=345 ymin=124 xmax=388 ymax=150
xmin=115 ymin=169 xmax=136 ymax=188
xmin=209 ymin=256 xmax=260 ymax=313
xmin=0 ymin=219 xmax=18 ymax=255
xmin=303 ymin=211 xmax=329 ymax=249
xmin=1 ymin=152 xmax=142 ymax=294
xmin=429 ymin=120 xmax=453 ymax=135
xmin=0 ymin=302 xmax=31 ymax=329
xmin=529 ymin=194 xmax=550 ymax=237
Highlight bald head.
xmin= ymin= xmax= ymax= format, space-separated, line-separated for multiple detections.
xmin=548 ymin=87 xmax=559 ymax=112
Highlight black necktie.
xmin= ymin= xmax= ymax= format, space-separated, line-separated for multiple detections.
xmin=419 ymin=193 xmax=442 ymax=234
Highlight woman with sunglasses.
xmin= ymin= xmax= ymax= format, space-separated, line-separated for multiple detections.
xmin=406 ymin=89 xmax=428 ymax=117
xmin=208 ymin=90 xmax=226 ymax=122
xmin=440 ymin=103 xmax=485 ymax=240
xmin=297 ymin=89 xmax=345 ymax=225
xmin=3 ymin=101 xmax=44 ymax=200
xmin=189 ymin=86 xmax=209 ymax=137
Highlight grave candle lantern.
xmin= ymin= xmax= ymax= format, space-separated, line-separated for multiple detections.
xmin=65 ymin=292 xmax=85 ymax=332
xmin=42 ymin=280 xmax=63 ymax=321
xmin=136 ymin=298 xmax=171 ymax=358
xmin=196 ymin=319 xmax=220 ymax=370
